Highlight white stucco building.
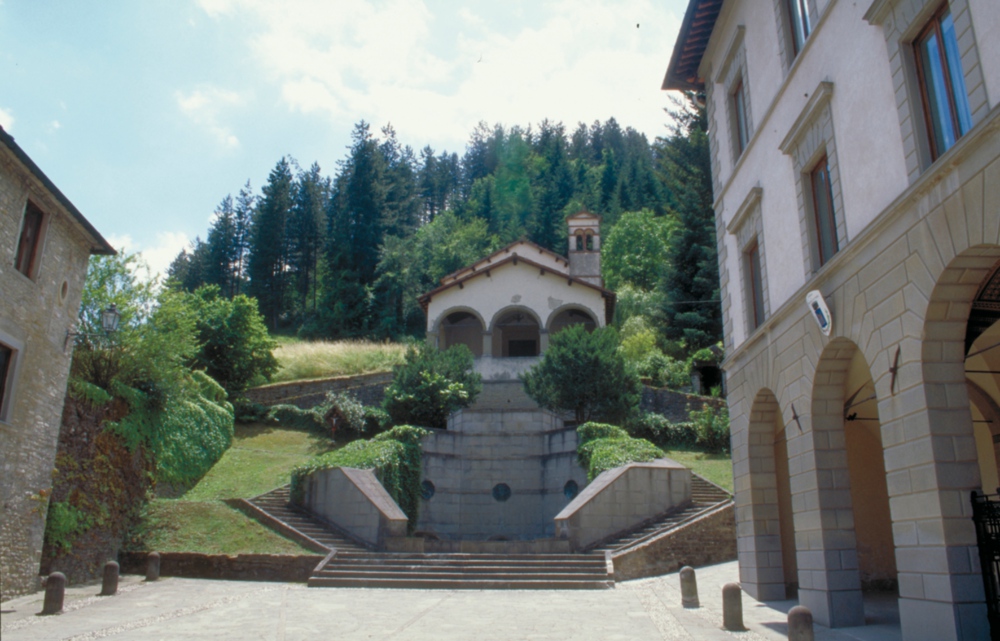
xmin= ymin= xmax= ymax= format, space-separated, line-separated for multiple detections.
xmin=665 ymin=0 xmax=1000 ymax=639
xmin=419 ymin=212 xmax=615 ymax=379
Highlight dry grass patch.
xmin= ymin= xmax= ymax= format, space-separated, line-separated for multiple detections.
xmin=271 ymin=339 xmax=407 ymax=383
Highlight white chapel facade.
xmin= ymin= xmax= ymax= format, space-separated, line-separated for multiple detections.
xmin=419 ymin=212 xmax=614 ymax=370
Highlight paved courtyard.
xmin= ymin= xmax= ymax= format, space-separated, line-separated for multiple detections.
xmin=1 ymin=561 xmax=901 ymax=641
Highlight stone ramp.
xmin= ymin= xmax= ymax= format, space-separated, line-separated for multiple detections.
xmin=589 ymin=475 xmax=732 ymax=554
xmin=237 ymin=486 xmax=369 ymax=554
xmin=309 ymin=551 xmax=613 ymax=589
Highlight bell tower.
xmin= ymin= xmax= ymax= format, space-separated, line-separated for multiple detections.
xmin=567 ymin=211 xmax=602 ymax=287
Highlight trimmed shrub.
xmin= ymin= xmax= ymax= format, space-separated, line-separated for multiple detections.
xmin=233 ymin=398 xmax=269 ymax=423
xmin=265 ymin=404 xmax=326 ymax=433
xmin=624 ymin=412 xmax=698 ymax=448
xmin=576 ymin=422 xmax=663 ymax=481
xmin=290 ymin=425 xmax=429 ymax=531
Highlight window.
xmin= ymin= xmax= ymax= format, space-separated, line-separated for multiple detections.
xmin=732 ymin=78 xmax=749 ymax=156
xmin=914 ymin=4 xmax=971 ymax=160
xmin=786 ymin=0 xmax=811 ymax=57
xmin=15 ymin=202 xmax=44 ymax=278
xmin=744 ymin=240 xmax=765 ymax=330
xmin=810 ymin=155 xmax=839 ymax=266
xmin=0 ymin=343 xmax=13 ymax=421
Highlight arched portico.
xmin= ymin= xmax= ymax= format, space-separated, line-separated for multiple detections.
xmin=490 ymin=306 xmax=543 ymax=357
xmin=546 ymin=305 xmax=598 ymax=336
xmin=736 ymin=388 xmax=798 ymax=601
xmin=435 ymin=308 xmax=486 ymax=357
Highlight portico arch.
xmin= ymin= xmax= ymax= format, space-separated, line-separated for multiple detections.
xmin=435 ymin=308 xmax=486 ymax=357
xmin=546 ymin=305 xmax=598 ymax=336
xmin=737 ymin=388 xmax=798 ymax=601
xmin=489 ymin=307 xmax=542 ymax=358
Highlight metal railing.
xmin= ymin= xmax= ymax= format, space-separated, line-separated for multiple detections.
xmin=972 ymin=489 xmax=1000 ymax=640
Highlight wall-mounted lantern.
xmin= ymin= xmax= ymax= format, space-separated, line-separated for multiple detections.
xmin=65 ymin=304 xmax=120 ymax=352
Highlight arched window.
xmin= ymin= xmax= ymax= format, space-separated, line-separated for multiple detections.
xmin=585 ymin=233 xmax=594 ymax=251
xmin=575 ymin=233 xmax=584 ymax=251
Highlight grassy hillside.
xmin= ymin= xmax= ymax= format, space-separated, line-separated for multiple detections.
xmin=270 ymin=338 xmax=407 ymax=383
xmin=137 ymin=423 xmax=336 ymax=555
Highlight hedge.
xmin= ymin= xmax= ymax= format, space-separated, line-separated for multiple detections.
xmin=576 ymin=422 xmax=663 ymax=481
xmin=289 ymin=425 xmax=429 ymax=531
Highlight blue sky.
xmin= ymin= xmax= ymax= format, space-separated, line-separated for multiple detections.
xmin=1 ymin=0 xmax=688 ymax=276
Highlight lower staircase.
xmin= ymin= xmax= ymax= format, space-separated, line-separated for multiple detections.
xmin=310 ymin=551 xmax=612 ymax=589
xmin=242 ymin=474 xmax=729 ymax=589
xmin=244 ymin=486 xmax=368 ymax=553
xmin=589 ymin=475 xmax=732 ymax=554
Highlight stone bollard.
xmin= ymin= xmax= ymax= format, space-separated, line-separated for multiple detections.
xmin=788 ymin=605 xmax=814 ymax=641
xmin=722 ymin=582 xmax=745 ymax=631
xmin=40 ymin=572 xmax=66 ymax=615
xmin=146 ymin=552 xmax=161 ymax=581
xmin=680 ymin=566 xmax=699 ymax=608
xmin=100 ymin=561 xmax=119 ymax=596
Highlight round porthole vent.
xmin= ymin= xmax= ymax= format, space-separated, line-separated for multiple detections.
xmin=420 ymin=480 xmax=435 ymax=500
xmin=492 ymin=483 xmax=512 ymax=502
xmin=564 ymin=480 xmax=579 ymax=500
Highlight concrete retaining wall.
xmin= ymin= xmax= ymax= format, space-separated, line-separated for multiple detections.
xmin=416 ymin=408 xmax=588 ymax=540
xmin=302 ymin=467 xmax=407 ymax=548
xmin=554 ymin=459 xmax=691 ymax=551
xmin=244 ymin=371 xmax=392 ymax=409
xmin=611 ymin=502 xmax=737 ymax=581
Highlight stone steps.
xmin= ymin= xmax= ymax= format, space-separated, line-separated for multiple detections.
xmin=309 ymin=551 xmax=612 ymax=590
xmin=246 ymin=486 xmax=369 ymax=553
xmin=590 ymin=474 xmax=732 ymax=554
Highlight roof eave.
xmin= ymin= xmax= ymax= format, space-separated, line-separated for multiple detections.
xmin=662 ymin=0 xmax=724 ymax=92
xmin=0 ymin=125 xmax=116 ymax=256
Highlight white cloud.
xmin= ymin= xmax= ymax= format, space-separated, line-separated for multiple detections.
xmin=197 ymin=0 xmax=682 ymax=149
xmin=176 ymin=86 xmax=243 ymax=148
xmin=106 ymin=231 xmax=191 ymax=281
xmin=0 ymin=107 xmax=14 ymax=130
xmin=49 ymin=120 xmax=61 ymax=132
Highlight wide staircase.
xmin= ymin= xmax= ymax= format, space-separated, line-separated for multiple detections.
xmin=588 ymin=475 xmax=732 ymax=554
xmin=243 ymin=475 xmax=728 ymax=589
xmin=310 ymin=551 xmax=612 ymax=589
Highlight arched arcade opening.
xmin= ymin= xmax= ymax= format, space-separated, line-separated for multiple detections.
xmin=438 ymin=310 xmax=485 ymax=357
xmin=491 ymin=308 xmax=541 ymax=357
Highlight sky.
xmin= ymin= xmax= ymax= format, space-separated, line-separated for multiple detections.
xmin=0 ymin=0 xmax=689 ymax=277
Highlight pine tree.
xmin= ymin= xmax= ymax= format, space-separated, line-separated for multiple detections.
xmin=289 ymin=163 xmax=328 ymax=313
xmin=204 ymin=195 xmax=239 ymax=297
xmin=247 ymin=157 xmax=295 ymax=330
xmin=655 ymin=95 xmax=722 ymax=352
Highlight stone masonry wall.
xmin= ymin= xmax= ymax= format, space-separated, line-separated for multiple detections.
xmin=243 ymin=371 xmax=392 ymax=409
xmin=639 ymin=387 xmax=726 ymax=423
xmin=0 ymin=150 xmax=94 ymax=601
xmin=612 ymin=502 xmax=737 ymax=581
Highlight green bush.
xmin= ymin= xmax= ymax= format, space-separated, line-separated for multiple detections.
xmin=576 ymin=421 xmax=663 ymax=482
xmin=637 ymin=351 xmax=690 ymax=389
xmin=364 ymin=406 xmax=391 ymax=433
xmin=577 ymin=422 xmax=628 ymax=446
xmin=523 ymin=325 xmax=641 ymax=424
xmin=690 ymin=403 xmax=731 ymax=454
xmin=624 ymin=412 xmax=698 ymax=448
xmin=290 ymin=425 xmax=429 ymax=530
xmin=266 ymin=404 xmax=326 ymax=433
xmin=383 ymin=342 xmax=481 ymax=428
xmin=233 ymin=398 xmax=269 ymax=423
xmin=316 ymin=392 xmax=367 ymax=437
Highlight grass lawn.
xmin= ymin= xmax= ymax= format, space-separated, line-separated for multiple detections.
xmin=271 ymin=338 xmax=407 ymax=383
xmin=662 ymin=447 xmax=733 ymax=492
xmin=138 ymin=423 xmax=336 ymax=555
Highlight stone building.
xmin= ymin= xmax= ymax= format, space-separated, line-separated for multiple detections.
xmin=665 ymin=1 xmax=999 ymax=639
xmin=419 ymin=211 xmax=614 ymax=380
xmin=0 ymin=125 xmax=115 ymax=599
